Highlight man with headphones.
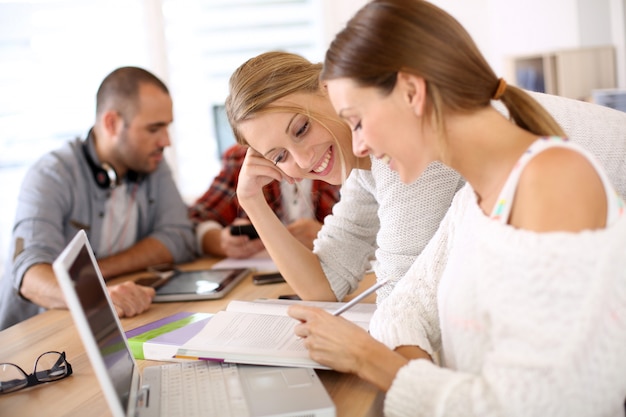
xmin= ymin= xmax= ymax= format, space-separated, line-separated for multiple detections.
xmin=0 ymin=67 xmax=197 ymax=330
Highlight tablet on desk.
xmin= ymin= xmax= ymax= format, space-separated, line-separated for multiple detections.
xmin=136 ymin=267 xmax=252 ymax=302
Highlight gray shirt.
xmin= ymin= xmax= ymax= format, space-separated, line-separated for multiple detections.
xmin=0 ymin=133 xmax=197 ymax=329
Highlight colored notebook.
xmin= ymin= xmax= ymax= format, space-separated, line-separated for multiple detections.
xmin=126 ymin=312 xmax=213 ymax=361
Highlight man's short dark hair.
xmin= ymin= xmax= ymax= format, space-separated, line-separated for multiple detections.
xmin=96 ymin=67 xmax=170 ymax=122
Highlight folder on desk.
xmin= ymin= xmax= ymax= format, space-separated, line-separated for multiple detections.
xmin=126 ymin=312 xmax=213 ymax=361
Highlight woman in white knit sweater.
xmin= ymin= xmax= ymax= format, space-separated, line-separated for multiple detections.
xmin=287 ymin=1 xmax=626 ymax=416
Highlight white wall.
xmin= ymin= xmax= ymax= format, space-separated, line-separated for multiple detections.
xmin=579 ymin=0 xmax=612 ymax=46
xmin=610 ymin=0 xmax=626 ymax=87
xmin=320 ymin=0 xmax=368 ymax=48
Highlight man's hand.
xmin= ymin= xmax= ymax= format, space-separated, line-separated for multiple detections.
xmin=108 ymin=281 xmax=155 ymax=318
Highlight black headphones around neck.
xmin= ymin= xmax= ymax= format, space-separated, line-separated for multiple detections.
xmin=82 ymin=140 xmax=139 ymax=189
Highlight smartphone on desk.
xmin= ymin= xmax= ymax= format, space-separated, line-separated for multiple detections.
xmin=252 ymin=271 xmax=286 ymax=285
xmin=278 ymin=294 xmax=301 ymax=300
xmin=230 ymin=224 xmax=259 ymax=240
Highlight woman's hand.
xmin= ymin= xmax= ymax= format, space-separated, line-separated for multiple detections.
xmin=288 ymin=305 xmax=410 ymax=391
xmin=289 ymin=305 xmax=370 ymax=374
xmin=237 ymin=147 xmax=295 ymax=204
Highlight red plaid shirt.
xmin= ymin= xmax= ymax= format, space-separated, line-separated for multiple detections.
xmin=189 ymin=145 xmax=341 ymax=226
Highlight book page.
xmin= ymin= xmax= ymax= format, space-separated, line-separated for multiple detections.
xmin=178 ymin=310 xmax=321 ymax=367
xmin=225 ymin=299 xmax=376 ymax=328
xmin=196 ymin=311 xmax=302 ymax=350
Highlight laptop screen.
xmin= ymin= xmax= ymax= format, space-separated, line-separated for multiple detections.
xmin=68 ymin=244 xmax=135 ymax=410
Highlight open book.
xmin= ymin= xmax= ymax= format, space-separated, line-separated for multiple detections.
xmin=175 ymin=299 xmax=377 ymax=369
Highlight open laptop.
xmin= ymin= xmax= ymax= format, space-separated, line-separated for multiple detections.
xmin=53 ymin=230 xmax=335 ymax=417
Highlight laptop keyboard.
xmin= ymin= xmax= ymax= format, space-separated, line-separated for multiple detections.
xmin=157 ymin=361 xmax=250 ymax=417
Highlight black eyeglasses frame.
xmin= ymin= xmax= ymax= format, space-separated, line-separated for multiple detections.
xmin=0 ymin=350 xmax=73 ymax=394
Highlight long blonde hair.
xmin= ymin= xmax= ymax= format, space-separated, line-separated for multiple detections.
xmin=226 ymin=52 xmax=337 ymax=142
xmin=225 ymin=51 xmax=352 ymax=179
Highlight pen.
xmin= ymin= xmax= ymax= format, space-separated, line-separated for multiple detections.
xmin=332 ymin=279 xmax=392 ymax=316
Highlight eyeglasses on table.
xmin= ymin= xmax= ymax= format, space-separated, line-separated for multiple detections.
xmin=0 ymin=351 xmax=73 ymax=394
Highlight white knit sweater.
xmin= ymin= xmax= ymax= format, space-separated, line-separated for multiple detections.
xmin=314 ymin=158 xmax=463 ymax=301
xmin=370 ymin=184 xmax=626 ymax=417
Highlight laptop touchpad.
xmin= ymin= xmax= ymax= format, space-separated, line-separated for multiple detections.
xmin=282 ymin=368 xmax=313 ymax=387
xmin=248 ymin=368 xmax=312 ymax=391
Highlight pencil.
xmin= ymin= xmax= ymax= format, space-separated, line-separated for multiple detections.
xmin=332 ymin=279 xmax=392 ymax=316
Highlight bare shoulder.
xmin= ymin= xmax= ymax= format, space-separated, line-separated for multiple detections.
xmin=510 ymin=146 xmax=607 ymax=232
